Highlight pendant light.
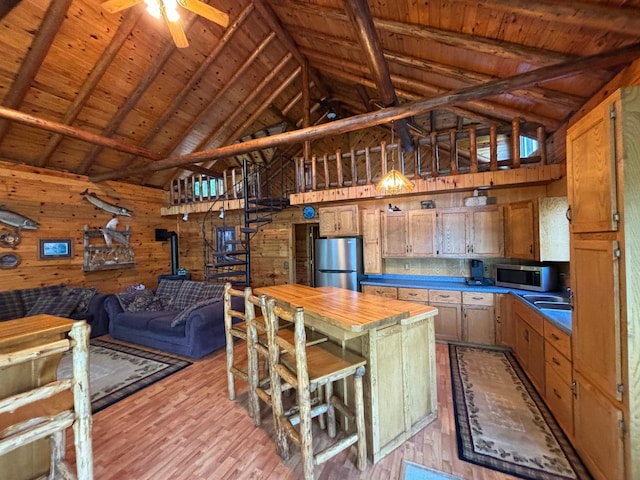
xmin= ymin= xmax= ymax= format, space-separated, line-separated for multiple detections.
xmin=375 ymin=123 xmax=414 ymax=195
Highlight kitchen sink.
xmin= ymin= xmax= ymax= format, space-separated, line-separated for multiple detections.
xmin=534 ymin=301 xmax=572 ymax=310
xmin=521 ymin=294 xmax=569 ymax=303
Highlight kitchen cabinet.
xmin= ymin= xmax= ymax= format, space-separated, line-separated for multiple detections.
xmin=381 ymin=210 xmax=436 ymax=258
xmin=512 ymin=298 xmax=545 ymax=393
xmin=566 ymin=88 xmax=640 ymax=480
xmin=429 ymin=290 xmax=462 ymax=342
xmin=361 ymin=209 xmax=382 ymax=274
xmin=495 ymin=293 xmax=514 ymax=348
xmin=504 ymin=197 xmax=569 ymax=261
xmin=318 ymin=205 xmax=359 ymax=237
xmin=544 ymin=320 xmax=573 ymax=437
xmin=437 ymin=206 xmax=503 ymax=258
xmin=362 ymin=285 xmax=397 ymax=298
xmin=462 ymin=291 xmax=495 ymax=345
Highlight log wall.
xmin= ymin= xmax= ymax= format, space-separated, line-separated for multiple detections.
xmin=0 ymin=163 xmax=174 ymax=293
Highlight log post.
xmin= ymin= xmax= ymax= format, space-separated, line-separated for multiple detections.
xmin=414 ymin=140 xmax=421 ymax=179
xmin=430 ymin=132 xmax=439 ymax=177
xmin=336 ymin=149 xmax=344 ymax=187
xmin=512 ymin=117 xmax=521 ymax=169
xmin=311 ymin=154 xmax=317 ymax=191
xmin=537 ymin=126 xmax=547 ymax=165
xmin=231 ymin=168 xmax=238 ymax=199
xmin=380 ymin=141 xmax=388 ymax=177
xmin=449 ymin=128 xmax=458 ymax=175
xmin=365 ymin=147 xmax=372 ymax=184
xmin=323 ymin=153 xmax=330 ymax=189
xmin=489 ymin=123 xmax=498 ymax=171
xmin=469 ymin=126 xmax=478 ymax=173
xmin=350 ymin=148 xmax=357 ymax=186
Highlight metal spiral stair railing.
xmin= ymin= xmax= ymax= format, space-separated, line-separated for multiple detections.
xmin=202 ymin=158 xmax=290 ymax=286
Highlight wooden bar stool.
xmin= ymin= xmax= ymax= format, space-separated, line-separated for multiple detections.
xmin=223 ymin=283 xmax=260 ymax=418
xmin=264 ymin=299 xmax=367 ymax=479
xmin=246 ymin=292 xmax=327 ymax=428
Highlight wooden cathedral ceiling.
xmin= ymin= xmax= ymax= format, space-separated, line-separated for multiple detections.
xmin=1 ymin=0 xmax=640 ymax=189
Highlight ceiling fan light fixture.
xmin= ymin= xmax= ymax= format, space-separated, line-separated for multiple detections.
xmin=163 ymin=0 xmax=180 ymax=22
xmin=144 ymin=0 xmax=161 ymax=18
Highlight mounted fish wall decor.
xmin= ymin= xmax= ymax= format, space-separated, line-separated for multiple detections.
xmin=81 ymin=190 xmax=132 ymax=216
xmin=0 ymin=205 xmax=39 ymax=229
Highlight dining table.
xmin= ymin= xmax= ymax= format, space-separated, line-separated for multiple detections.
xmin=254 ymin=283 xmax=439 ymax=463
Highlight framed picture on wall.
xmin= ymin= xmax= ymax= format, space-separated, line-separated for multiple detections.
xmin=38 ymin=238 xmax=73 ymax=259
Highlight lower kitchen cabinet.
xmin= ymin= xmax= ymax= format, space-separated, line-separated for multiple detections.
xmin=462 ymin=291 xmax=495 ymax=345
xmin=429 ymin=290 xmax=462 ymax=342
xmin=362 ymin=285 xmax=397 ymax=298
xmin=495 ymin=293 xmax=515 ymax=348
xmin=512 ymin=297 xmax=545 ymax=392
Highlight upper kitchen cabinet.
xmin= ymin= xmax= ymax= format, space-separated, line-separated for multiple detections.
xmin=382 ymin=210 xmax=437 ymax=258
xmin=505 ymin=197 xmax=569 ymax=261
xmin=318 ymin=205 xmax=359 ymax=237
xmin=438 ymin=206 xmax=504 ymax=258
xmin=362 ymin=209 xmax=382 ymax=274
xmin=566 ymin=96 xmax=619 ymax=234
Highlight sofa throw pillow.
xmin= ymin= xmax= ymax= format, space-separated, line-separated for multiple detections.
xmin=170 ymin=296 xmax=222 ymax=328
xmin=200 ymin=282 xmax=225 ymax=300
xmin=156 ymin=279 xmax=183 ymax=299
xmin=0 ymin=290 xmax=24 ymax=321
xmin=116 ymin=289 xmax=155 ymax=312
xmin=19 ymin=284 xmax=65 ymax=312
xmin=173 ymin=281 xmax=204 ymax=310
xmin=26 ymin=293 xmax=81 ymax=318
xmin=63 ymin=286 xmax=97 ymax=313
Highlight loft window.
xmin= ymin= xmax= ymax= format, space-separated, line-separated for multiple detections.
xmin=194 ymin=177 xmax=220 ymax=199
xmin=520 ymin=136 xmax=539 ymax=158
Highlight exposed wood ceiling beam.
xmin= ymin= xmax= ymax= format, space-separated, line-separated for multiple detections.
xmin=293 ymin=29 xmax=584 ymax=111
xmin=113 ymin=4 xmax=255 ymax=176
xmin=0 ymin=0 xmax=23 ymax=19
xmin=0 ymin=0 xmax=72 ymax=144
xmin=0 ymin=105 xmax=161 ymax=160
xmin=89 ymin=40 xmax=640 ymax=183
xmin=252 ymin=0 xmax=329 ymax=98
xmin=268 ymin=0 xmax=597 ymax=70
xmin=467 ymin=0 xmax=640 ymax=37
xmin=343 ymin=0 xmax=414 ymax=152
xmin=36 ymin=9 xmax=143 ymax=168
xmin=78 ymin=15 xmax=199 ymax=175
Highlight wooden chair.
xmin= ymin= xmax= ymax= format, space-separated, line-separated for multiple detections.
xmin=223 ymin=283 xmax=260 ymax=418
xmin=245 ymin=292 xmax=327 ymax=428
xmin=264 ymin=299 xmax=367 ymax=479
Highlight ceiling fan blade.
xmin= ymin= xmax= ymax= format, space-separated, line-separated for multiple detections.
xmin=179 ymin=0 xmax=229 ymax=27
xmin=161 ymin=9 xmax=189 ymax=48
xmin=101 ymin=0 xmax=144 ymax=14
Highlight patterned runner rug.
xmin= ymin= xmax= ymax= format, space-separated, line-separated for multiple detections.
xmin=58 ymin=338 xmax=191 ymax=413
xmin=449 ymin=344 xmax=591 ymax=480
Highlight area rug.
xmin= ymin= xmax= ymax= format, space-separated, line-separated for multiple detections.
xmin=449 ymin=344 xmax=591 ymax=480
xmin=58 ymin=338 xmax=191 ymax=413
xmin=400 ymin=460 xmax=463 ymax=480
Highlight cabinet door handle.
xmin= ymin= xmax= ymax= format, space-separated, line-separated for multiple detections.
xmin=472 ymin=296 xmax=483 ymax=301
xmin=409 ymin=293 xmax=417 ymax=297
xmin=551 ymin=333 xmax=560 ymax=341
xmin=566 ymin=206 xmax=572 ymax=223
xmin=524 ymin=329 xmax=529 ymax=342
xmin=529 ymin=244 xmax=533 ymax=254
xmin=553 ymin=388 xmax=562 ymax=399
xmin=440 ymin=294 xmax=450 ymax=298
xmin=552 ymin=357 xmax=561 ymax=366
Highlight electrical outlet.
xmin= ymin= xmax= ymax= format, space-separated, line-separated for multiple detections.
xmin=483 ymin=264 xmax=490 ymax=275
xmin=404 ymin=262 xmax=410 ymax=270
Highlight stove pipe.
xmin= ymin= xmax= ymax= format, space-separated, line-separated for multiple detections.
xmin=155 ymin=228 xmax=179 ymax=275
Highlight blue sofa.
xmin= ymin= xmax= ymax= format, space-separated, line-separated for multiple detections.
xmin=105 ymin=279 xmax=241 ymax=359
xmin=0 ymin=284 xmax=110 ymax=337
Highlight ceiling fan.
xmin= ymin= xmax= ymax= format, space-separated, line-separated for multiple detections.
xmin=102 ymin=0 xmax=229 ymax=48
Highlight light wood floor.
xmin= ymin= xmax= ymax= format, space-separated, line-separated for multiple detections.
xmin=66 ymin=341 xmax=519 ymax=479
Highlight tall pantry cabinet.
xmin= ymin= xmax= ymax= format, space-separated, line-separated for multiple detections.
xmin=566 ymin=87 xmax=640 ymax=480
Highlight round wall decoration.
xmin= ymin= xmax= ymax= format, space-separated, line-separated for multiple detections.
xmin=303 ymin=205 xmax=316 ymax=219
xmin=0 ymin=253 xmax=20 ymax=269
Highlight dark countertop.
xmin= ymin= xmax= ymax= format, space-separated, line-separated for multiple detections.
xmin=361 ymin=274 xmax=572 ymax=335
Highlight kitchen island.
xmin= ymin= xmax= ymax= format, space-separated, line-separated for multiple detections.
xmin=255 ymin=284 xmax=439 ymax=463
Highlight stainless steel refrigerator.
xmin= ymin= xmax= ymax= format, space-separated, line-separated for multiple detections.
xmin=314 ymin=237 xmax=363 ymax=291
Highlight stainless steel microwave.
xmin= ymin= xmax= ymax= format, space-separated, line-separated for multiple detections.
xmin=495 ymin=264 xmax=557 ymax=292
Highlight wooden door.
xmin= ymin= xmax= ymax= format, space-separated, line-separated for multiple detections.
xmin=571 ymin=238 xmax=622 ymax=402
xmin=336 ymin=206 xmax=359 ymax=235
xmin=574 ymin=371 xmax=625 ymax=480
xmin=382 ymin=212 xmax=407 ymax=257
xmin=251 ymin=227 xmax=294 ymax=287
xmin=408 ymin=210 xmax=437 ymax=257
xmin=463 ymin=306 xmax=495 ymax=345
xmin=528 ymin=327 xmax=545 ymax=392
xmin=437 ymin=208 xmax=468 ymax=257
xmin=505 ymin=201 xmax=534 ymax=259
xmin=431 ymin=303 xmax=462 ymax=342
xmin=538 ymin=197 xmax=570 ymax=261
xmin=514 ymin=316 xmax=530 ymax=369
xmin=362 ymin=209 xmax=382 ymax=274
xmin=495 ymin=294 xmax=515 ymax=348
xmin=566 ymin=96 xmax=619 ymax=233
xmin=469 ymin=206 xmax=504 ymax=257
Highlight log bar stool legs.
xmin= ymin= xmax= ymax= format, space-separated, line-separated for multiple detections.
xmin=265 ymin=299 xmax=367 ymax=479
xmin=223 ymin=283 xmax=260 ymax=419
